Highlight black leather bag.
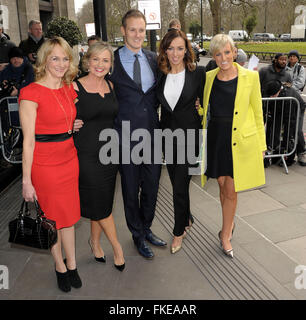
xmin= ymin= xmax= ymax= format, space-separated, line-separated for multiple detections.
xmin=8 ymin=200 xmax=57 ymax=250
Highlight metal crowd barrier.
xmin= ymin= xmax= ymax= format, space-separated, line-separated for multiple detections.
xmin=0 ymin=96 xmax=22 ymax=164
xmin=262 ymin=96 xmax=300 ymax=174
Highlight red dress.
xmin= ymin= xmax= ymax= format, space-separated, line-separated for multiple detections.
xmin=19 ymin=82 xmax=80 ymax=229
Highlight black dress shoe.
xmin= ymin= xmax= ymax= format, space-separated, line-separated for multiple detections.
xmin=134 ymin=240 xmax=154 ymax=259
xmin=55 ymin=270 xmax=71 ymax=293
xmin=63 ymin=259 xmax=82 ymax=289
xmin=145 ymin=232 xmax=167 ymax=247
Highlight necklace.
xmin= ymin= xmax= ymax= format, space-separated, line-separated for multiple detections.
xmin=51 ymin=85 xmax=73 ymax=134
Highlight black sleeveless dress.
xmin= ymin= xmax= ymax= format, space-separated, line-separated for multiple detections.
xmin=205 ymin=76 xmax=238 ymax=179
xmin=74 ymin=79 xmax=119 ymax=220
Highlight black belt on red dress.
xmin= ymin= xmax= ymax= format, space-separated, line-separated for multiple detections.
xmin=35 ymin=132 xmax=72 ymax=142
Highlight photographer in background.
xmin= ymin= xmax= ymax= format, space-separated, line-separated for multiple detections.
xmin=19 ymin=20 xmax=45 ymax=64
xmin=286 ymin=50 xmax=305 ymax=93
xmin=0 ymin=47 xmax=33 ymax=163
xmin=0 ymin=26 xmax=16 ymax=72
xmin=264 ymin=80 xmax=306 ymax=166
xmin=0 ymin=47 xmax=34 ymax=98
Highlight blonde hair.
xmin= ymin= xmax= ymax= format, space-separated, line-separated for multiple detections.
xmin=81 ymin=41 xmax=114 ymax=74
xmin=35 ymin=37 xmax=78 ymax=84
xmin=209 ymin=34 xmax=235 ymax=56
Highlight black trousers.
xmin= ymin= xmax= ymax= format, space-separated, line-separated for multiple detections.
xmin=119 ymin=161 xmax=161 ymax=242
xmin=165 ymin=143 xmax=198 ymax=237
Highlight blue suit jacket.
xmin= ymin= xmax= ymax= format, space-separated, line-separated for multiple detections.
xmin=109 ymin=47 xmax=160 ymax=145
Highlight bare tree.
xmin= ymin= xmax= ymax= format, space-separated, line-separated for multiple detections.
xmin=178 ymin=0 xmax=189 ymax=32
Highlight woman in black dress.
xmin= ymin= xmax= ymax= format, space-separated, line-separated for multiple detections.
xmin=73 ymin=42 xmax=125 ymax=271
xmin=157 ymin=29 xmax=205 ymax=254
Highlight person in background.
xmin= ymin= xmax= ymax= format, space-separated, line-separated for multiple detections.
xmin=259 ymin=53 xmax=292 ymax=96
xmin=236 ymin=49 xmax=248 ymax=67
xmin=0 ymin=47 xmax=34 ymax=97
xmin=263 ymin=80 xmax=306 ymax=167
xmin=19 ymin=37 xmax=82 ymax=293
xmin=0 ymin=47 xmax=35 ymax=154
xmin=286 ymin=50 xmax=305 ymax=93
xmin=157 ymin=29 xmax=205 ymax=254
xmin=168 ymin=19 xmax=181 ymax=31
xmin=73 ymin=42 xmax=125 ymax=271
xmin=19 ymin=20 xmax=45 ymax=64
xmin=87 ymin=35 xmax=101 ymax=47
xmin=78 ymin=35 xmax=102 ymax=78
xmin=0 ymin=26 xmax=16 ymax=72
xmin=199 ymin=34 xmax=266 ymax=259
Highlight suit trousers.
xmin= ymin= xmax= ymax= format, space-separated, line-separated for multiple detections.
xmin=119 ymin=160 xmax=161 ymax=242
xmin=165 ymin=143 xmax=197 ymax=237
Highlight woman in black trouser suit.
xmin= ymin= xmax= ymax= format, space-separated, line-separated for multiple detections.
xmin=156 ymin=29 xmax=206 ymax=253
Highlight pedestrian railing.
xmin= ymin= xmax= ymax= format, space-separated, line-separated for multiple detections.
xmin=262 ymin=96 xmax=300 ymax=174
xmin=0 ymin=96 xmax=22 ymax=164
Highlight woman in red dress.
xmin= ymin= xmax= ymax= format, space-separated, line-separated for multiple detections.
xmin=19 ymin=37 xmax=82 ymax=293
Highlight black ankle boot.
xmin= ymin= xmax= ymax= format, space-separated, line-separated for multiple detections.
xmin=64 ymin=259 xmax=82 ymax=289
xmin=55 ymin=270 xmax=71 ymax=293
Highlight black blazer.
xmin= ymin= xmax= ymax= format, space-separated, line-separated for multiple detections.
xmin=157 ymin=66 xmax=206 ymax=134
xmin=109 ymin=47 xmax=160 ymax=142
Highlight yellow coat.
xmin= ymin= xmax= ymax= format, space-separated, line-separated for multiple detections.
xmin=199 ymin=63 xmax=267 ymax=192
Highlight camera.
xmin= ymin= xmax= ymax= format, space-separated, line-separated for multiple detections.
xmin=32 ymin=53 xmax=37 ymax=61
xmin=0 ymin=80 xmax=17 ymax=99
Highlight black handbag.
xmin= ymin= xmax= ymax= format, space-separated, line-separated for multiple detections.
xmin=8 ymin=200 xmax=57 ymax=250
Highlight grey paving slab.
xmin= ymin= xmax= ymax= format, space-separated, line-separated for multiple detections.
xmin=110 ymin=256 xmax=221 ymax=300
xmin=278 ymin=236 xmax=306 ymax=266
xmin=264 ymin=165 xmax=306 ymax=186
xmin=243 ymin=206 xmax=306 ymax=244
xmin=235 ymin=190 xmax=285 ymax=217
xmin=288 ymin=163 xmax=306 ymax=177
xmin=284 ymin=282 xmax=306 ymax=300
xmin=1 ymin=160 xmax=306 ymax=300
xmin=240 ymin=239 xmax=298 ymax=285
xmin=0 ymin=249 xmax=32 ymax=298
xmin=228 ymin=245 xmax=296 ymax=300
xmin=262 ymin=182 xmax=306 ymax=207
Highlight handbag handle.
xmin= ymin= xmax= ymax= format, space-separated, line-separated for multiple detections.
xmin=34 ymin=200 xmax=46 ymax=219
xmin=18 ymin=200 xmax=46 ymax=219
xmin=18 ymin=200 xmax=30 ymax=218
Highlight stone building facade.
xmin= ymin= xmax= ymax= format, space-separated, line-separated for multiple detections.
xmin=0 ymin=0 xmax=76 ymax=45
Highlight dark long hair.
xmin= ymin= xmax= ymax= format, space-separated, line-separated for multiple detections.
xmin=158 ymin=29 xmax=195 ymax=74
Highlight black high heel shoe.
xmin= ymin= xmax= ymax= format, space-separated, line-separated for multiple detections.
xmin=55 ymin=269 xmax=71 ymax=293
xmin=114 ymin=263 xmax=125 ymax=272
xmin=88 ymin=238 xmax=106 ymax=263
xmin=63 ymin=259 xmax=82 ymax=289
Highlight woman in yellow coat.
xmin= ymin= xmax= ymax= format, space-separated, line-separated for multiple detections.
xmin=200 ymin=34 xmax=266 ymax=258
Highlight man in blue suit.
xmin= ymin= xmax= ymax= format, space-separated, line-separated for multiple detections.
xmin=109 ymin=9 xmax=166 ymax=258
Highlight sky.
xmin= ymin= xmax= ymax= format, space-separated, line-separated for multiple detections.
xmin=74 ymin=0 xmax=88 ymax=13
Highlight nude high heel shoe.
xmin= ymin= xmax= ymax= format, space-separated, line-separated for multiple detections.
xmin=170 ymin=231 xmax=186 ymax=254
xmin=218 ymin=231 xmax=234 ymax=259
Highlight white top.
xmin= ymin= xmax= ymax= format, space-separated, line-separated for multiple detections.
xmin=164 ymin=69 xmax=185 ymax=110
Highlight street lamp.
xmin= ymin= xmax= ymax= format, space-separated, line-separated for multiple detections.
xmin=200 ymin=0 xmax=203 ymax=48
xmin=93 ymin=0 xmax=108 ymax=41
xmin=264 ymin=0 xmax=267 ymax=32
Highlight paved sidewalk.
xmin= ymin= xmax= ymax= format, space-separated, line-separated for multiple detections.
xmin=0 ymin=161 xmax=306 ymax=300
